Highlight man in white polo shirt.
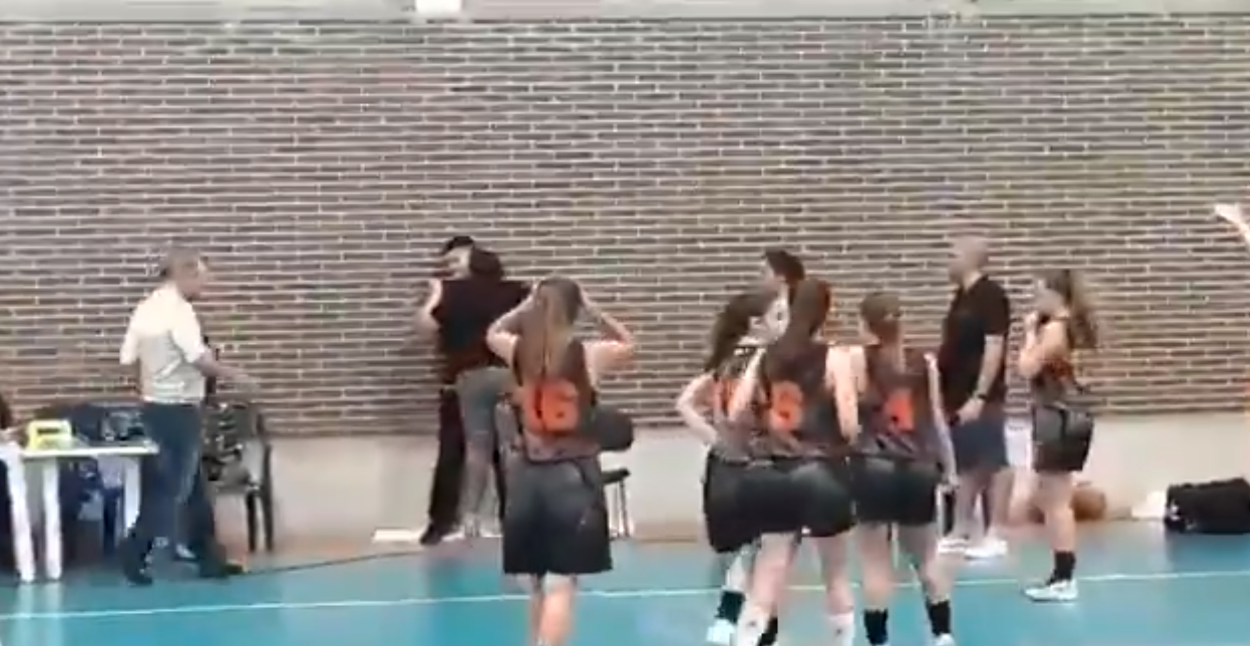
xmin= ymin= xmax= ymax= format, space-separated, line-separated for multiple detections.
xmin=118 ymin=248 xmax=255 ymax=585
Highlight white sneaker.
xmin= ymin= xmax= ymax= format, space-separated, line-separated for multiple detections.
xmin=1024 ymin=579 xmax=1078 ymax=602
xmin=936 ymin=536 xmax=968 ymax=554
xmin=705 ymin=619 xmax=734 ymax=646
xmin=933 ymin=634 xmax=957 ymax=646
xmin=964 ymin=536 xmax=1007 ymax=560
xmin=442 ymin=525 xmax=467 ymax=542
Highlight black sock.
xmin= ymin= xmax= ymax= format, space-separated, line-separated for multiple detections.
xmin=715 ymin=590 xmax=745 ymax=622
xmin=1050 ymin=551 xmax=1076 ymax=583
xmin=757 ymin=616 xmax=779 ymax=646
xmin=863 ymin=609 xmax=889 ymax=645
xmin=925 ymin=599 xmax=951 ymax=637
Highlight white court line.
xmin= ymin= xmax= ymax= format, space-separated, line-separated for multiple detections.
xmin=2 ymin=568 xmax=1247 ymax=622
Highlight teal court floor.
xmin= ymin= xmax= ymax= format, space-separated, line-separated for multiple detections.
xmin=2 ymin=524 xmax=1250 ymax=646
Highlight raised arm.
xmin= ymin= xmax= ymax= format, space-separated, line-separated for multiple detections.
xmin=584 ymin=293 xmax=636 ymax=380
xmin=485 ymin=298 xmax=528 ymax=366
xmin=827 ymin=347 xmax=860 ymax=441
xmin=415 ymin=279 xmax=443 ymax=338
xmin=1017 ymin=318 xmax=1067 ymax=379
xmin=1215 ymin=203 xmax=1250 ymax=250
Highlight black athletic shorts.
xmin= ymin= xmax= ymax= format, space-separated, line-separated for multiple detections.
xmin=502 ymin=456 xmax=612 ymax=577
xmin=702 ymin=452 xmax=756 ymax=554
xmin=851 ymin=454 xmax=940 ymax=526
xmin=738 ymin=456 xmax=855 ymax=538
xmin=1031 ymin=407 xmax=1093 ymax=474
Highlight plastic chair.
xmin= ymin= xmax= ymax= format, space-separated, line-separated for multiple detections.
xmin=593 ymin=407 xmax=635 ymax=539
xmin=202 ymin=398 xmax=275 ymax=553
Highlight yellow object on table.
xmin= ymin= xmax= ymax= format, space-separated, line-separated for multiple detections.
xmin=24 ymin=420 xmax=74 ymax=450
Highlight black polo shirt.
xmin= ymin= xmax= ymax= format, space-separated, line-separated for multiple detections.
xmin=936 ymin=275 xmax=1010 ymax=412
xmin=433 ymin=277 xmax=529 ymax=384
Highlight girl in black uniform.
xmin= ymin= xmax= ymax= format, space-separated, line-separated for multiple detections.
xmin=485 ymin=278 xmax=636 ymax=646
xmin=1016 ymin=269 xmax=1097 ymax=603
xmin=726 ymin=278 xmax=861 ymax=646
xmin=849 ymin=293 xmax=956 ymax=646
xmin=674 ymin=292 xmax=779 ymax=646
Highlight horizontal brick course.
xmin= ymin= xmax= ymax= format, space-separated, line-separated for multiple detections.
xmin=1 ymin=16 xmax=1249 ymax=434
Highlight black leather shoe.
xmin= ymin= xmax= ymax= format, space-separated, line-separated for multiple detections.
xmin=198 ymin=559 xmax=246 ymax=579
xmin=419 ymin=524 xmax=449 ymax=546
xmin=119 ymin=538 xmax=154 ymax=587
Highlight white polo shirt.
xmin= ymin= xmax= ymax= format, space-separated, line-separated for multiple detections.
xmin=119 ymin=284 xmax=209 ymax=404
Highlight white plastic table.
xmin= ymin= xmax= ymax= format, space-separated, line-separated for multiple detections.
xmin=0 ymin=441 xmax=158 ymax=582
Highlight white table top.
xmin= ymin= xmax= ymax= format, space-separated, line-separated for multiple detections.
xmin=0 ymin=441 xmax=158 ymax=461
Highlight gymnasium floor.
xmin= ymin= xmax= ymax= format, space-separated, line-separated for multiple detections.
xmin=1 ymin=525 xmax=1248 ymax=646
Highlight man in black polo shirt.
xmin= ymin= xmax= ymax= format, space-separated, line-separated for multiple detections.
xmin=936 ymin=237 xmax=1012 ymax=560
xmin=415 ymin=235 xmax=476 ymax=545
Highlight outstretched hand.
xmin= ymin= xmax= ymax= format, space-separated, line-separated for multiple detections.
xmin=1215 ymin=203 xmax=1246 ymax=228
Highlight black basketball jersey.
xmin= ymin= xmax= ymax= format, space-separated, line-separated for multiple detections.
xmin=511 ymin=340 xmax=598 ymax=461
xmin=756 ymin=341 xmax=841 ymax=457
xmin=860 ymin=345 xmax=937 ymax=462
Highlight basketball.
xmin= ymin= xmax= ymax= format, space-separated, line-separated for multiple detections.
xmin=1072 ymin=483 xmax=1109 ymax=522
xmin=1025 ymin=482 xmax=1109 ymax=523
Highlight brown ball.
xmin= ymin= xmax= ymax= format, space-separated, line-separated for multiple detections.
xmin=1025 ymin=483 xmax=1109 ymax=523
xmin=1072 ymin=484 xmax=1108 ymax=522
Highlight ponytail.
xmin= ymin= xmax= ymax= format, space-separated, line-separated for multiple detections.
xmin=1064 ymin=270 xmax=1099 ymax=350
xmin=516 ymin=283 xmax=575 ymax=380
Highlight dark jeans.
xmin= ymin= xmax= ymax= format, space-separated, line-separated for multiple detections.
xmin=128 ymin=402 xmax=221 ymax=561
xmin=427 ymin=388 xmax=508 ymax=530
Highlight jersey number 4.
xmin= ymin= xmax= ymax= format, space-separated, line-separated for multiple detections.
xmin=516 ymin=380 xmax=580 ymax=435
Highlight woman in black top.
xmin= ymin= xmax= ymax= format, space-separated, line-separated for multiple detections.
xmin=726 ymin=279 xmax=861 ymax=646
xmin=848 ymin=293 xmax=956 ymax=646
xmin=675 ymin=292 xmax=779 ymax=646
xmin=1016 ymin=269 xmax=1098 ymax=603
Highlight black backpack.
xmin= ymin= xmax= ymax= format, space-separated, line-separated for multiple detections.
xmin=1164 ymin=478 xmax=1250 ymax=535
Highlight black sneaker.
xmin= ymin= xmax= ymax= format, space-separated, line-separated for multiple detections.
xmin=198 ymin=560 xmax=246 ymax=579
xmin=119 ymin=538 xmax=154 ymax=587
xmin=419 ymin=524 xmax=464 ymax=546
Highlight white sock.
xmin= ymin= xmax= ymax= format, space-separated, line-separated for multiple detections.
xmin=723 ymin=547 xmax=752 ymax=593
xmin=733 ymin=602 xmax=769 ymax=646
xmin=829 ymin=612 xmax=855 ymax=646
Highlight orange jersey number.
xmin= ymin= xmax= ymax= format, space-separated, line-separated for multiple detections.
xmin=765 ymin=381 xmax=805 ymax=435
xmin=515 ymin=380 xmax=580 ymax=435
xmin=883 ymin=389 xmax=916 ymax=433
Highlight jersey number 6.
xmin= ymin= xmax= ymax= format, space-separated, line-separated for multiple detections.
xmin=766 ymin=381 xmax=804 ymax=434
xmin=883 ymin=389 xmax=915 ymax=433
xmin=516 ymin=380 xmax=580 ymax=435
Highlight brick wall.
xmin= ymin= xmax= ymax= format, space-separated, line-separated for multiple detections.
xmin=2 ymin=16 xmax=1249 ymax=435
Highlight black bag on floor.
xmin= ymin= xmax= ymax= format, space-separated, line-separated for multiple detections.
xmin=1164 ymin=478 xmax=1250 ymax=535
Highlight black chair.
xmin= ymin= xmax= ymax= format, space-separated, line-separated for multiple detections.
xmin=593 ymin=407 xmax=635 ymax=539
xmin=202 ymin=398 xmax=275 ymax=553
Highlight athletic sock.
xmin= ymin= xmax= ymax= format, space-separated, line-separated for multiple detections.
xmin=863 ymin=609 xmax=889 ymax=646
xmin=1049 ymin=551 xmax=1076 ymax=583
xmin=733 ymin=602 xmax=769 ymax=646
xmin=925 ymin=599 xmax=951 ymax=637
xmin=714 ymin=590 xmax=746 ymax=623
xmin=758 ymin=616 xmax=780 ymax=646
xmin=829 ymin=611 xmax=855 ymax=646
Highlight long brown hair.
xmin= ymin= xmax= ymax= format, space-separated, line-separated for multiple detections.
xmin=516 ymin=278 xmax=582 ymax=381
xmin=1041 ymin=269 xmax=1098 ymax=350
xmin=763 ymin=278 xmax=831 ymax=378
xmin=703 ymin=291 xmax=774 ymax=372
